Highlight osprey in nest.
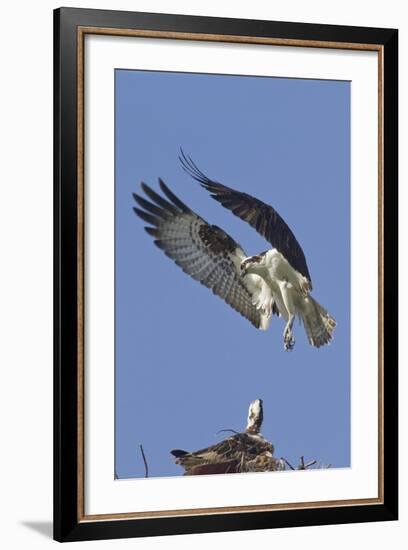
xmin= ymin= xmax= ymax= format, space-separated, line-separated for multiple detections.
xmin=170 ymin=399 xmax=282 ymax=475
xmin=133 ymin=151 xmax=336 ymax=350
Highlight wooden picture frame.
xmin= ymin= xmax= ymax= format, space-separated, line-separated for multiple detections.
xmin=54 ymin=7 xmax=398 ymax=542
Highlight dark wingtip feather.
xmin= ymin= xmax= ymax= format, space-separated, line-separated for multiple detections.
xmin=133 ymin=207 xmax=160 ymax=226
xmin=158 ymin=178 xmax=190 ymax=213
xmin=153 ymin=240 xmax=166 ymax=250
xmin=140 ymin=182 xmax=179 ymax=214
xmin=140 ymin=182 xmax=154 ymax=195
xmin=178 ymin=148 xmax=215 ymax=187
xmin=140 ymin=181 xmax=156 ymax=197
xmin=133 ymin=192 xmax=151 ymax=208
xmin=133 ymin=192 xmax=168 ymax=218
xmin=144 ymin=226 xmax=159 ymax=237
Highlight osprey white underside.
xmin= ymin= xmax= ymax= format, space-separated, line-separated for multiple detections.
xmin=236 ymin=248 xmax=305 ymax=329
xmin=237 ymin=249 xmax=335 ymax=349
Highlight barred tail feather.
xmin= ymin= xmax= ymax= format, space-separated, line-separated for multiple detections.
xmin=300 ymin=296 xmax=336 ymax=348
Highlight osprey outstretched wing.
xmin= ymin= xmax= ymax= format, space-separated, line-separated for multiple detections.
xmin=179 ymin=149 xmax=312 ymax=285
xmin=133 ymin=179 xmax=272 ymax=330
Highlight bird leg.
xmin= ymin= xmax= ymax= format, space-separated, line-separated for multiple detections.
xmin=278 ymin=280 xmax=296 ymax=351
xmin=283 ymin=315 xmax=295 ymax=351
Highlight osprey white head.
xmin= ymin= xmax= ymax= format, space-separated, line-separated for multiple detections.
xmin=240 ymin=254 xmax=267 ymax=277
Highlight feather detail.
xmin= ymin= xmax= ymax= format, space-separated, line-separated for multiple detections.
xmin=180 ymin=149 xmax=312 ymax=286
xmin=133 ymin=180 xmax=270 ymax=329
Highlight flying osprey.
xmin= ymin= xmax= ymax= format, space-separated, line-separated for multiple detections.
xmin=170 ymin=399 xmax=281 ymax=475
xmin=133 ymin=151 xmax=336 ymax=350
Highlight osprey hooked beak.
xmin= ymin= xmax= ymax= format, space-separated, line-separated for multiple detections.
xmin=241 ymin=255 xmax=264 ymax=277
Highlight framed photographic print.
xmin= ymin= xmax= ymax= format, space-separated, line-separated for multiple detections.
xmin=54 ymin=7 xmax=398 ymax=542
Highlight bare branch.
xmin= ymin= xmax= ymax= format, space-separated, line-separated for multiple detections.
xmin=281 ymin=457 xmax=295 ymax=470
xmin=139 ymin=444 xmax=149 ymax=478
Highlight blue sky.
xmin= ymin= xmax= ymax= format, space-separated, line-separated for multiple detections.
xmin=115 ymin=69 xmax=350 ymax=479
